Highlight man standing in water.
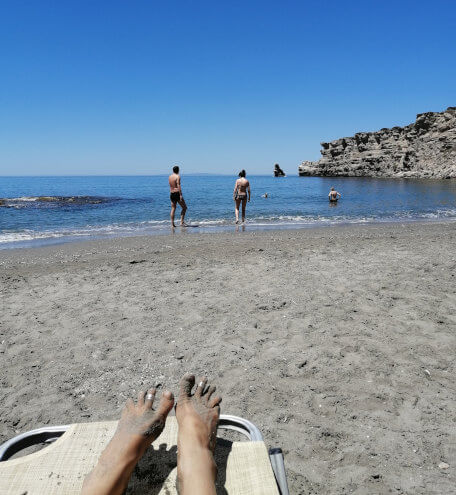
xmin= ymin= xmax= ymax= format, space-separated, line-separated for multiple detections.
xmin=169 ymin=165 xmax=188 ymax=227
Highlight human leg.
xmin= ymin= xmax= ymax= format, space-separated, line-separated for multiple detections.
xmin=176 ymin=374 xmax=222 ymax=495
xmin=81 ymin=388 xmax=174 ymax=495
xmin=235 ymin=198 xmax=241 ymax=223
xmin=170 ymin=201 xmax=177 ymax=227
xmin=241 ymin=198 xmax=247 ymax=222
xmin=178 ymin=198 xmax=188 ymax=226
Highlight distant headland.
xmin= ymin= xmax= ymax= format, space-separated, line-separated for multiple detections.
xmin=299 ymin=107 xmax=456 ymax=178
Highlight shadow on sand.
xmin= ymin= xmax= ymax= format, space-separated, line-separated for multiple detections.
xmin=126 ymin=438 xmax=233 ymax=494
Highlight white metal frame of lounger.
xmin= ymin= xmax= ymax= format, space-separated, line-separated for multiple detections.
xmin=0 ymin=414 xmax=289 ymax=495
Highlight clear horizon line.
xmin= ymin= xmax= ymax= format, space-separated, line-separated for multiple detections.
xmin=0 ymin=173 xmax=300 ymax=178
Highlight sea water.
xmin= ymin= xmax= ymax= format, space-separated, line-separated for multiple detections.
xmin=1 ymin=175 xmax=456 ymax=249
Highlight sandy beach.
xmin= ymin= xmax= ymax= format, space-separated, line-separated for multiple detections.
xmin=1 ymin=222 xmax=455 ymax=494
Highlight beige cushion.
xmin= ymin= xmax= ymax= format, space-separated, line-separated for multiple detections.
xmin=0 ymin=417 xmax=279 ymax=494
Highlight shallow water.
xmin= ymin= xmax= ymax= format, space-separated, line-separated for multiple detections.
xmin=1 ymin=175 xmax=456 ymax=248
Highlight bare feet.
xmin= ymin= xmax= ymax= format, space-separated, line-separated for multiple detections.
xmin=82 ymin=376 xmax=221 ymax=495
xmin=81 ymin=388 xmax=174 ymax=495
xmin=115 ymin=388 xmax=175 ymax=456
xmin=176 ymin=374 xmax=222 ymax=495
xmin=176 ymin=374 xmax=221 ymax=451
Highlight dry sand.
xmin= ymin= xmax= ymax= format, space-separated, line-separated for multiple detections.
xmin=1 ymin=222 xmax=455 ymax=494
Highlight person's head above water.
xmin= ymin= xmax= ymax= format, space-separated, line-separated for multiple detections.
xmin=239 ymin=170 xmax=246 ymax=178
xmin=173 ymin=165 xmax=179 ymax=174
xmin=330 ymin=187 xmax=335 ymax=191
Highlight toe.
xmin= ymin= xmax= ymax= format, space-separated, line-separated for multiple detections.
xmin=155 ymin=390 xmax=175 ymax=418
xmin=209 ymin=395 xmax=222 ymax=408
xmin=125 ymin=397 xmax=135 ymax=411
xmin=179 ymin=374 xmax=195 ymax=400
xmin=195 ymin=377 xmax=207 ymax=397
xmin=144 ymin=388 xmax=156 ymax=409
xmin=137 ymin=390 xmax=146 ymax=406
xmin=205 ymin=385 xmax=216 ymax=403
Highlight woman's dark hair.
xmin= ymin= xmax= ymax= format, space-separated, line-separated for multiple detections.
xmin=173 ymin=165 xmax=179 ymax=173
xmin=238 ymin=169 xmax=246 ymax=178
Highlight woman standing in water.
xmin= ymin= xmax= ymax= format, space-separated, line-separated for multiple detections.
xmin=233 ymin=170 xmax=251 ymax=224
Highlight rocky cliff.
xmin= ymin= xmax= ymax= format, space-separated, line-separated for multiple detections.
xmin=299 ymin=107 xmax=456 ymax=178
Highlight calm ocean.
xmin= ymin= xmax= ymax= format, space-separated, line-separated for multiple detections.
xmin=1 ymin=175 xmax=456 ymax=249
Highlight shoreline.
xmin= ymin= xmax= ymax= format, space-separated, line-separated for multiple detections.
xmin=3 ymin=174 xmax=456 ymax=251
xmin=1 ymin=221 xmax=455 ymax=493
xmin=2 ymin=216 xmax=456 ymax=252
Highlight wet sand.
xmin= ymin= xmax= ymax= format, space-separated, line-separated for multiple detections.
xmin=1 ymin=222 xmax=455 ymax=494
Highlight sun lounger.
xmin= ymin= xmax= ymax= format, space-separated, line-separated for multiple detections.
xmin=0 ymin=414 xmax=289 ymax=495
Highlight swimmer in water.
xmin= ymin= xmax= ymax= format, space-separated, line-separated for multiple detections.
xmin=328 ymin=187 xmax=341 ymax=202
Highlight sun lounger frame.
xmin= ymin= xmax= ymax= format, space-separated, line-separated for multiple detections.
xmin=0 ymin=414 xmax=289 ymax=495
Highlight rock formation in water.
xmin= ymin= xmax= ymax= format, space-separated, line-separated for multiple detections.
xmin=274 ymin=163 xmax=286 ymax=177
xmin=299 ymin=107 xmax=456 ymax=178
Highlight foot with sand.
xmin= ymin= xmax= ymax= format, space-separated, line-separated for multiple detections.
xmin=81 ymin=387 xmax=174 ymax=495
xmin=176 ymin=374 xmax=222 ymax=495
xmin=81 ymin=375 xmax=222 ymax=495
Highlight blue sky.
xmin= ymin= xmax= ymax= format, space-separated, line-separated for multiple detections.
xmin=0 ymin=0 xmax=455 ymax=175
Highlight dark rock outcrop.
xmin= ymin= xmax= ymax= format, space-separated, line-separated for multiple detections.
xmin=274 ymin=163 xmax=286 ymax=177
xmin=299 ymin=107 xmax=456 ymax=178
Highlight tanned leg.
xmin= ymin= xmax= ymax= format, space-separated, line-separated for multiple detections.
xmin=81 ymin=388 xmax=174 ymax=495
xmin=176 ymin=374 xmax=222 ymax=495
xmin=179 ymin=199 xmax=188 ymax=226
xmin=241 ymin=198 xmax=247 ymax=222
xmin=235 ymin=199 xmax=241 ymax=224
xmin=171 ymin=202 xmax=177 ymax=227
